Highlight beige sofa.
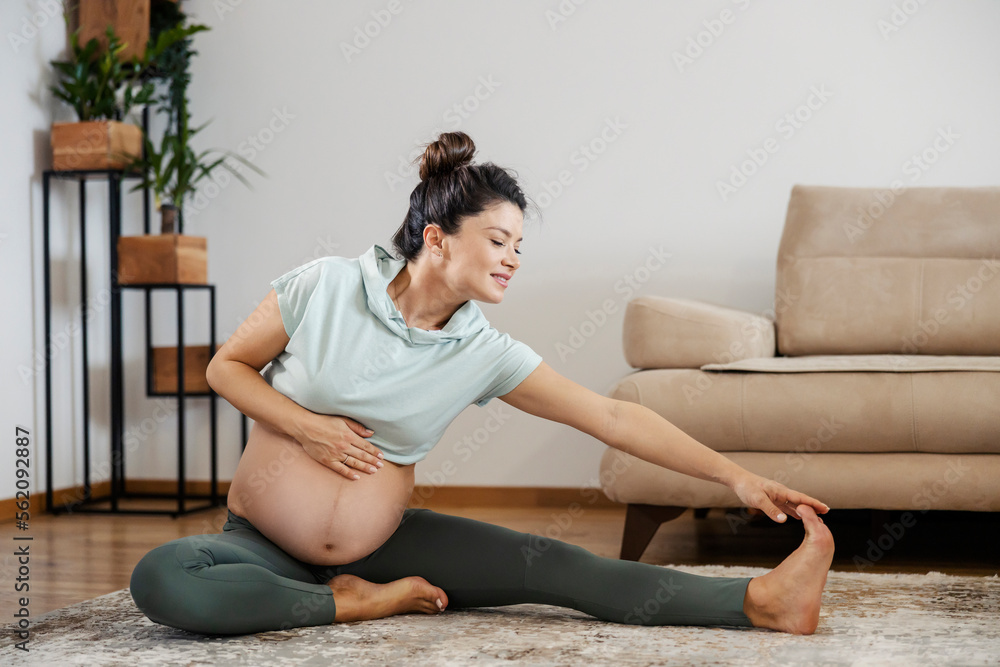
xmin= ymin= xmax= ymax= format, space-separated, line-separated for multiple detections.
xmin=599 ymin=185 xmax=1000 ymax=561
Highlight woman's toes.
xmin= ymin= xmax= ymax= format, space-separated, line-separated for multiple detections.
xmin=403 ymin=576 xmax=448 ymax=612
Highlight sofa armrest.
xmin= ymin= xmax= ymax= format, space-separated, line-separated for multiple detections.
xmin=623 ymin=296 xmax=776 ymax=369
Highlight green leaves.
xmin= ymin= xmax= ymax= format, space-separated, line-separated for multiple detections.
xmin=49 ymin=22 xmax=196 ymax=121
xmin=124 ymin=106 xmax=267 ymax=212
xmin=60 ymin=7 xmax=267 ymax=215
xmin=49 ymin=27 xmax=119 ymax=120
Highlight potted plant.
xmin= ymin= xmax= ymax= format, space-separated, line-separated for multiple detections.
xmin=117 ymin=120 xmax=265 ymax=284
xmin=130 ymin=0 xmax=264 ymax=234
xmin=128 ymin=119 xmax=265 ymax=235
xmin=116 ymin=4 xmax=264 ymax=285
xmin=49 ymin=25 xmax=151 ymax=170
xmin=48 ymin=17 xmax=193 ymax=171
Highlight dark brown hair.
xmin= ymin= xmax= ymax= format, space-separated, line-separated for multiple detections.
xmin=391 ymin=131 xmax=533 ymax=262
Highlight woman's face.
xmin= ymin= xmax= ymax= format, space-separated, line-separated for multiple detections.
xmin=431 ymin=202 xmax=523 ymax=305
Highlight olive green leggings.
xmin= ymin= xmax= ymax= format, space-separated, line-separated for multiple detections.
xmin=130 ymin=508 xmax=753 ymax=635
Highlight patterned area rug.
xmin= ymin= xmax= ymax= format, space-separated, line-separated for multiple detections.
xmin=3 ymin=565 xmax=999 ymax=666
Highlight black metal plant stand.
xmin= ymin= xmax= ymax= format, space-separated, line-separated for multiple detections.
xmin=41 ymin=160 xmax=220 ymax=517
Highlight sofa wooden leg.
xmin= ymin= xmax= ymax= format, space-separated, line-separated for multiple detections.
xmin=619 ymin=504 xmax=686 ymax=561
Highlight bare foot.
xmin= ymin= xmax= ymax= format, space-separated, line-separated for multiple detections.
xmin=329 ymin=574 xmax=449 ymax=622
xmin=742 ymin=504 xmax=835 ymax=634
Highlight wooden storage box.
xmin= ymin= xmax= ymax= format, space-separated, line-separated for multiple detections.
xmin=76 ymin=0 xmax=151 ymax=62
xmin=152 ymin=344 xmax=220 ymax=394
xmin=117 ymin=234 xmax=207 ymax=285
xmin=51 ymin=120 xmax=143 ymax=171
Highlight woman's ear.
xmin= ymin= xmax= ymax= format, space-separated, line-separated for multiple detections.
xmin=422 ymin=223 xmax=446 ymax=258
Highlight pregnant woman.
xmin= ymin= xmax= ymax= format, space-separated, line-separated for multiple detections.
xmin=129 ymin=131 xmax=835 ymax=636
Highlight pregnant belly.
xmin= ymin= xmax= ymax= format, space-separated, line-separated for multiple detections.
xmin=228 ymin=420 xmax=415 ymax=566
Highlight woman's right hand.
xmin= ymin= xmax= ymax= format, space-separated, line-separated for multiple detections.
xmin=292 ymin=412 xmax=385 ymax=480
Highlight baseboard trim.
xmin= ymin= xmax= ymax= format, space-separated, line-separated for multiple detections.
xmin=3 ymin=480 xmax=117 ymax=516
xmin=0 ymin=480 xmax=619 ymax=521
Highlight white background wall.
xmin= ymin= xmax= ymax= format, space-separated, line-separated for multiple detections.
xmin=3 ymin=0 xmax=999 ymax=502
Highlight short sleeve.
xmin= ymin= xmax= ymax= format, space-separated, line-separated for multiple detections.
xmin=270 ymin=257 xmax=327 ymax=338
xmin=474 ymin=329 xmax=544 ymax=408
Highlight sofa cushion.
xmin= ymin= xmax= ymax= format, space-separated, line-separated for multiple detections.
xmin=623 ymin=296 xmax=775 ymax=369
xmin=775 ymin=185 xmax=1000 ymax=356
xmin=598 ymin=450 xmax=1000 ymax=512
xmin=609 ymin=368 xmax=1000 ymax=454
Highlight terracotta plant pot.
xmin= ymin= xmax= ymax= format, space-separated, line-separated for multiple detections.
xmin=51 ymin=120 xmax=142 ymax=171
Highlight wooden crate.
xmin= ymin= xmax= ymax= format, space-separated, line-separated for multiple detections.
xmin=77 ymin=0 xmax=151 ymax=62
xmin=152 ymin=344 xmax=221 ymax=394
xmin=51 ymin=121 xmax=142 ymax=171
xmin=117 ymin=234 xmax=207 ymax=285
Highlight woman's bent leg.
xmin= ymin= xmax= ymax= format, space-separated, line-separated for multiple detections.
xmin=130 ymin=511 xmax=338 ymax=635
xmin=335 ymin=508 xmax=753 ymax=627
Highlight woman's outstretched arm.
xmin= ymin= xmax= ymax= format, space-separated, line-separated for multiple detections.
xmin=498 ymin=361 xmax=829 ymax=523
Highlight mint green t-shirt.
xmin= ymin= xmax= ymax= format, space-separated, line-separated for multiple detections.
xmin=261 ymin=243 xmax=543 ymax=465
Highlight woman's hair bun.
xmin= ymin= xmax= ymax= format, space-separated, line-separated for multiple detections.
xmin=392 ymin=130 xmax=532 ymax=262
xmin=419 ymin=131 xmax=476 ymax=181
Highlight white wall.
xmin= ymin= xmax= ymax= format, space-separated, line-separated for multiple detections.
xmin=5 ymin=0 xmax=999 ymax=500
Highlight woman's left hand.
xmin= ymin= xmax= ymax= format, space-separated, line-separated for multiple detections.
xmin=730 ymin=471 xmax=830 ymax=523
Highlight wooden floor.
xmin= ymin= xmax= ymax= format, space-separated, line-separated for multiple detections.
xmin=2 ymin=501 xmax=998 ymax=617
